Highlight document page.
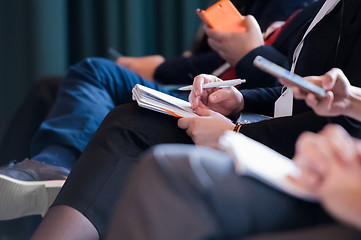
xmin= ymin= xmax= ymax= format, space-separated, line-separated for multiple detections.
xmin=132 ymin=84 xmax=198 ymax=118
xmin=219 ymin=131 xmax=317 ymax=202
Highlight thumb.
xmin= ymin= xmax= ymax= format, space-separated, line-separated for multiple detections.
xmin=322 ymin=72 xmax=335 ymax=90
xmin=195 ymin=107 xmax=211 ymax=116
xmin=209 ymin=89 xmax=229 ymax=103
xmin=324 ymin=68 xmax=347 ymax=90
xmin=244 ymin=15 xmax=260 ymax=32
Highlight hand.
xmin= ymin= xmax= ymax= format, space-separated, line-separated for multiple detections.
xmin=287 ymin=68 xmax=353 ymax=117
xmin=189 ymin=74 xmax=244 ymax=118
xmin=116 ymin=55 xmax=165 ymax=81
xmin=290 ymin=125 xmax=358 ymax=192
xmin=205 ymin=15 xmax=264 ymax=66
xmin=177 ymin=107 xmax=234 ymax=149
xmin=290 ymin=125 xmax=361 ymax=228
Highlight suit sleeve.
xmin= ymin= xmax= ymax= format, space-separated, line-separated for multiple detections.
xmin=235 ymin=45 xmax=289 ymax=89
xmin=153 ymin=51 xmax=222 ymax=85
xmin=239 ymin=111 xmax=328 ymax=158
xmin=235 ymin=45 xmax=289 ymax=116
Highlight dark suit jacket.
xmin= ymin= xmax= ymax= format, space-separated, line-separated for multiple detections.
xmin=155 ymin=0 xmax=361 ymax=158
xmin=238 ymin=0 xmax=361 ymax=158
xmin=153 ymin=0 xmax=314 ymax=85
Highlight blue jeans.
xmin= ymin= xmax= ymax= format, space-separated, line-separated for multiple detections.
xmin=30 ymin=57 xmax=187 ymax=167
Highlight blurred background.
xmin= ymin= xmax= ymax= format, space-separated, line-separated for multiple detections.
xmin=0 ymin=0 xmax=212 ymax=239
xmin=0 ymin=0 xmax=213 ymax=144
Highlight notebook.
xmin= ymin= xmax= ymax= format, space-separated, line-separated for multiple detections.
xmin=219 ymin=131 xmax=317 ymax=202
xmin=132 ymin=84 xmax=198 ymax=118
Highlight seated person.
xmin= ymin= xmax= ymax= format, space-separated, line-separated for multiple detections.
xmin=30 ymin=1 xmax=361 ymax=238
xmin=0 ymin=13 xmax=293 ymax=224
xmin=31 ymin=68 xmax=361 ymax=239
xmin=115 ymin=0 xmax=314 ymax=82
xmin=0 ymin=2 xmax=311 ymax=183
xmin=3 ymin=0 xmax=361 ymax=238
xmin=0 ymin=0 xmax=312 ymax=169
xmin=103 ymin=68 xmax=361 ymax=240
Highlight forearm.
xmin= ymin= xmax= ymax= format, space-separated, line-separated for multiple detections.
xmin=154 ymin=52 xmax=222 ymax=85
xmin=241 ymin=86 xmax=283 ymax=116
xmin=235 ymin=45 xmax=288 ymax=89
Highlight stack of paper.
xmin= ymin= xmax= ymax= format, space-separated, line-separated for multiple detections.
xmin=132 ymin=84 xmax=198 ymax=118
xmin=219 ymin=131 xmax=317 ymax=202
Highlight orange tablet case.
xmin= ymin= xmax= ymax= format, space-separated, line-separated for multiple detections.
xmin=197 ymin=0 xmax=245 ymax=32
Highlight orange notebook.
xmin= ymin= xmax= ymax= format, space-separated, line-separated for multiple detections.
xmin=197 ymin=0 xmax=246 ymax=32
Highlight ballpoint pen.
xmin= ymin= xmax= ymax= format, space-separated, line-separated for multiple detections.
xmin=178 ymin=78 xmax=246 ymax=91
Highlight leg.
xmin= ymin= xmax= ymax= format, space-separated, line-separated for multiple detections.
xmin=31 ymin=205 xmax=98 ymax=240
xmin=106 ymin=144 xmax=333 ymax=240
xmin=0 ymin=58 xmax=186 ymax=221
xmin=35 ymin=103 xmax=192 ymax=238
xmin=31 ymin=57 xmax=185 ymax=169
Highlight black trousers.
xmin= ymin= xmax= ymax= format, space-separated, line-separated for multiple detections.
xmin=54 ymin=102 xmax=330 ymax=238
xmin=53 ymin=103 xmax=192 ymax=237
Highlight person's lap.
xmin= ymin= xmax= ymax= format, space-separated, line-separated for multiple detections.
xmin=52 ymin=103 xmax=192 ymax=236
xmin=106 ymin=144 xmax=334 ymax=239
xmin=31 ymin=57 xmax=187 ymax=158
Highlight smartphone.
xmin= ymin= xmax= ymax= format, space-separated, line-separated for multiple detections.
xmin=253 ymin=56 xmax=326 ymax=97
xmin=197 ymin=0 xmax=245 ymax=32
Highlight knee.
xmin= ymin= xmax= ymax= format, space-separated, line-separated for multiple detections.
xmin=142 ymin=144 xmax=231 ymax=185
xmin=147 ymin=144 xmax=235 ymax=187
xmin=74 ymin=57 xmax=118 ymax=76
xmin=131 ymin=145 xmax=196 ymax=189
xmin=103 ymin=103 xmax=142 ymax=126
xmin=146 ymin=144 xmax=195 ymax=175
xmin=66 ymin=57 xmax=125 ymax=83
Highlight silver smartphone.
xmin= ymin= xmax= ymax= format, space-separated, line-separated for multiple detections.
xmin=253 ymin=55 xmax=326 ymax=97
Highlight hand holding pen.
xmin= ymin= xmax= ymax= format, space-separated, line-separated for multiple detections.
xmin=188 ymin=74 xmax=246 ymax=118
xmin=178 ymin=78 xmax=246 ymax=91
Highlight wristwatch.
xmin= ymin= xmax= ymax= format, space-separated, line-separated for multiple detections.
xmin=233 ymin=122 xmax=242 ymax=133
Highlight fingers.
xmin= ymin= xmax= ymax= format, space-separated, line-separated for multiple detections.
xmin=244 ymin=15 xmax=261 ymax=32
xmin=194 ymin=107 xmax=212 ymax=116
xmin=194 ymin=74 xmax=221 ymax=96
xmin=294 ymin=132 xmax=329 ymax=175
xmin=289 ymin=157 xmax=323 ymax=192
xmin=305 ymin=91 xmax=333 ymax=112
xmin=177 ymin=117 xmax=189 ymax=130
xmin=189 ymin=75 xmax=206 ymax=109
xmin=189 ymin=74 xmax=223 ymax=109
xmin=205 ymin=25 xmax=224 ymax=42
xmin=207 ymin=31 xmax=229 ymax=54
xmin=208 ymin=87 xmax=234 ymax=103
xmin=325 ymin=68 xmax=348 ymax=90
xmin=294 ymin=125 xmax=357 ymax=177
xmin=319 ymin=125 xmax=359 ymax=166
xmin=193 ymin=75 xmax=206 ymax=96
xmin=292 ymin=86 xmax=308 ymax=99
xmin=209 ymin=89 xmax=226 ymax=103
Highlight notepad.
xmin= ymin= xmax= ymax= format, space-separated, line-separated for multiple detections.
xmin=218 ymin=131 xmax=317 ymax=202
xmin=132 ymin=84 xmax=198 ymax=118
